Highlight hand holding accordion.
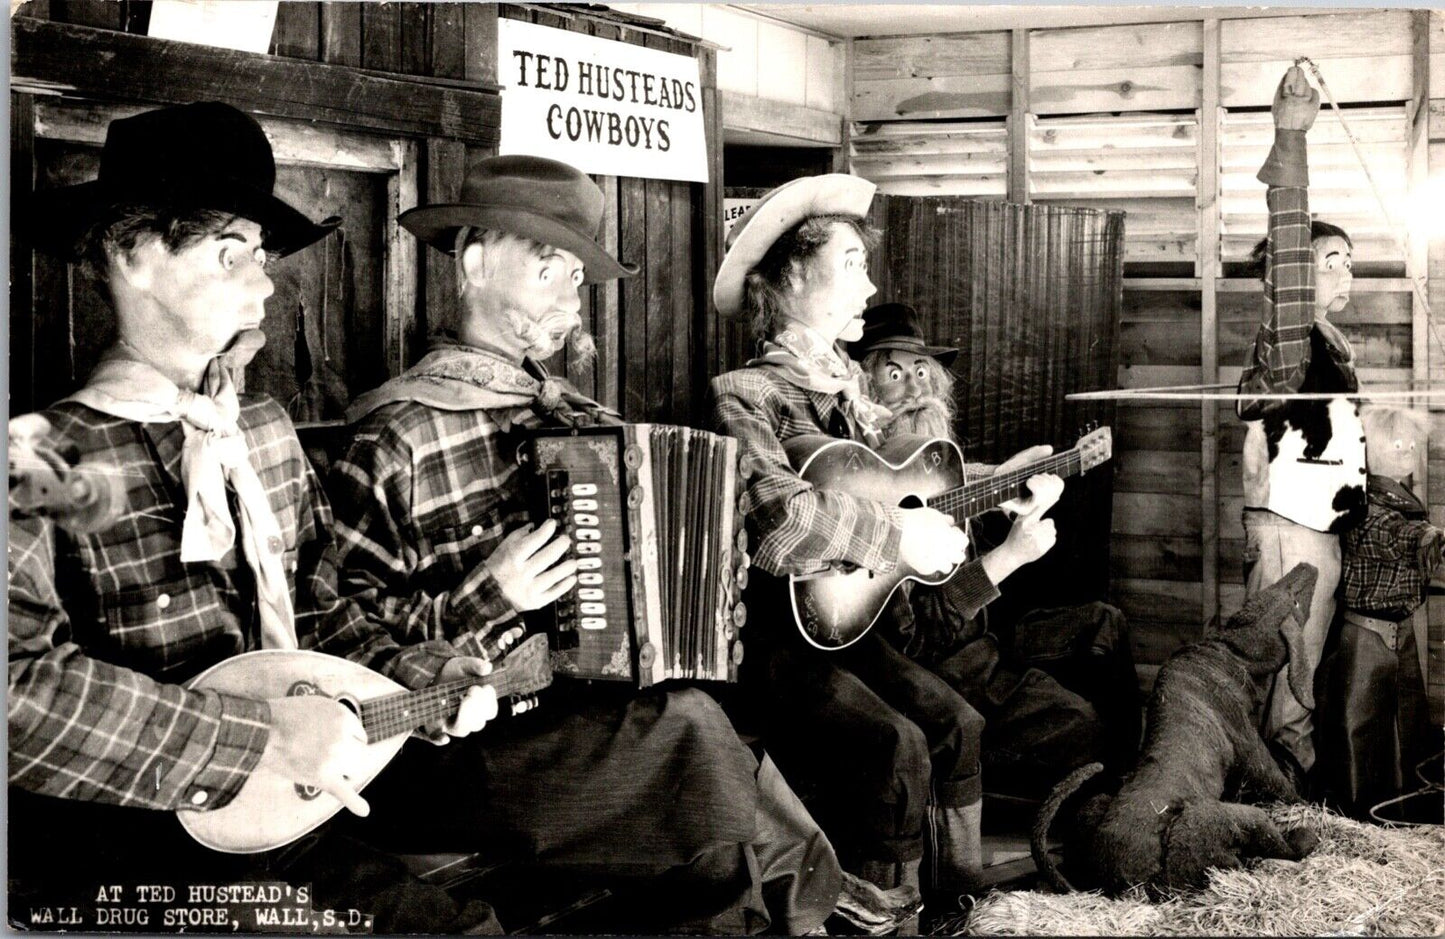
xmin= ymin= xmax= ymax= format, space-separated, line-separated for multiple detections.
xmin=519 ymin=424 xmax=750 ymax=686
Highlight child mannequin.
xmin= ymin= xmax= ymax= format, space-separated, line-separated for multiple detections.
xmin=1315 ymin=405 xmax=1439 ymax=821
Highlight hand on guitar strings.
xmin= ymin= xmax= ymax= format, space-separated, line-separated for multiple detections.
xmin=897 ymin=507 xmax=970 ymax=576
xmin=982 ymin=482 xmax=1061 ymax=585
xmin=994 ymin=444 xmax=1056 ymax=515
xmin=258 ymin=696 xmax=372 ymax=817
xmin=478 ymin=519 xmax=581 ymax=612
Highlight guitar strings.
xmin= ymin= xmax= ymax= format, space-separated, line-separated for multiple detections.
xmin=928 ymin=449 xmax=1086 ymax=515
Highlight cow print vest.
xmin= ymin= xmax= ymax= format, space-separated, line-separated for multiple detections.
xmin=1241 ymin=323 xmax=1367 ymax=534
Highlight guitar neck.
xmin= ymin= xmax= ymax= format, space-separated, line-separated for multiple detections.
xmin=927 ymin=448 xmax=1084 ymax=522
xmin=356 ymin=662 xmax=522 ymax=743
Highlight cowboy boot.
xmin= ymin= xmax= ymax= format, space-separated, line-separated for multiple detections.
xmin=925 ymin=801 xmax=985 ymax=899
xmin=831 ymin=871 xmax=924 ymax=936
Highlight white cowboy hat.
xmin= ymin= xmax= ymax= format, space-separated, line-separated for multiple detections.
xmin=712 ymin=173 xmax=876 ymax=318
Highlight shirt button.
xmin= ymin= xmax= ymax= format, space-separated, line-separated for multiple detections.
xmin=156 ymin=593 xmax=171 ymax=610
xmin=471 ymin=525 xmax=484 ymax=537
xmin=267 ymin=535 xmax=284 ymax=555
xmin=190 ymin=789 xmax=208 ymax=806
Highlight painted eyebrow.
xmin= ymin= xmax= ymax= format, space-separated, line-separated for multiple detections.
xmin=216 ymin=232 xmax=250 ymax=244
xmin=1322 ymin=251 xmax=1342 ymax=260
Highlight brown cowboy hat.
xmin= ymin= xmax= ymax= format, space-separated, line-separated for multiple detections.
xmin=712 ymin=173 xmax=876 ymax=318
xmin=399 ymin=155 xmax=638 ymax=283
xmin=850 ymin=302 xmax=958 ymax=367
xmin=27 ymin=102 xmax=339 ymax=259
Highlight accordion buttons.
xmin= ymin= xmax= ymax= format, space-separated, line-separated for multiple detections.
xmin=574 ymin=514 xmax=599 ymax=527
xmin=577 ymin=542 xmax=601 ymax=555
xmin=627 ymin=487 xmax=645 ymax=509
xmin=735 ymin=530 xmax=749 ymax=554
xmin=578 ymin=557 xmax=602 ymax=571
xmin=578 ymin=572 xmax=603 ymax=586
xmin=580 ymin=602 xmax=606 ymax=616
xmin=573 ymin=498 xmax=598 ymax=511
xmin=580 ymin=617 xmax=607 ymax=630
xmin=578 ymin=588 xmax=604 ymax=601
xmin=735 ymin=567 xmax=749 ymax=591
xmin=571 ymin=483 xmax=598 ymax=496
xmin=638 ymin=641 xmax=657 ymax=668
xmin=576 ymin=529 xmax=601 ymax=541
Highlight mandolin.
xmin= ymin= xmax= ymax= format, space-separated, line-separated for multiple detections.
xmin=178 ymin=633 xmax=553 ymax=853
xmin=786 ymin=428 xmax=1112 ymax=650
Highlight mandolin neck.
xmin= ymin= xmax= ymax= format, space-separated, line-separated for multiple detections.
xmin=926 ymin=448 xmax=1084 ymax=522
xmin=356 ymin=665 xmax=517 ymax=743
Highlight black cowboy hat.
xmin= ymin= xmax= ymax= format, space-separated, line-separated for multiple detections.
xmin=399 ymin=155 xmax=638 ymax=284
xmin=850 ymin=302 xmax=958 ymax=367
xmin=28 ymin=101 xmax=338 ymax=259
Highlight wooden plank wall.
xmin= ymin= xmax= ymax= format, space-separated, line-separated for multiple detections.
xmin=851 ymin=9 xmax=1444 ymax=718
xmin=10 ymin=2 xmax=724 ymax=430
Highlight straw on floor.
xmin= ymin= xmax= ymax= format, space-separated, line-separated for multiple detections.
xmin=936 ymin=803 xmax=1445 ymax=937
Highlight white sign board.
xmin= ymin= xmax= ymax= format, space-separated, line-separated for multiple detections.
xmin=147 ymin=0 xmax=280 ymax=55
xmin=497 ymin=19 xmax=709 ymax=184
xmin=724 ymin=198 xmax=760 ymax=238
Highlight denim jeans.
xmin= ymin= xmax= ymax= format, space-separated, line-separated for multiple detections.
xmin=1243 ymin=508 xmax=1342 ymax=773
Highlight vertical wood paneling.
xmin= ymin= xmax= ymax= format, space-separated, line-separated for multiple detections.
xmin=51 ymin=0 xmax=124 ymax=30
xmin=399 ymin=3 xmax=430 ymax=76
xmin=422 ymin=137 xmax=466 ymax=340
xmin=361 ymin=2 xmax=401 ymax=73
xmin=463 ymin=2 xmax=499 ymax=85
xmin=620 ymin=175 xmax=648 ymax=417
xmin=272 ymin=2 xmax=320 ymax=60
xmin=1199 ymin=19 xmax=1221 ymax=631
xmin=1008 ymin=29 xmax=1029 ymax=204
xmin=430 ymin=3 xmax=465 ymax=81
xmin=319 ymin=4 xmax=363 ymax=68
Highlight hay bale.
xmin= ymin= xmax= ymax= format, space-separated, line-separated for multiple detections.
xmin=957 ymin=804 xmax=1445 ymax=937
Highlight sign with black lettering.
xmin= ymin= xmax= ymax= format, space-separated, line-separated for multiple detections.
xmin=497 ymin=19 xmax=708 ymax=183
xmin=723 ymin=198 xmax=759 ymax=237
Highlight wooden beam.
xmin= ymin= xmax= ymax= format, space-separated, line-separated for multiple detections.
xmin=718 ymin=89 xmax=842 ymax=146
xmin=385 ymin=140 xmax=421 ymax=375
xmin=1199 ymin=18 xmax=1221 ymax=632
xmin=11 ymin=17 xmax=501 ymax=146
xmin=1008 ymin=28 xmax=1029 ymax=204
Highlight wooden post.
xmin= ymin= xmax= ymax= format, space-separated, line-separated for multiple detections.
xmin=1408 ymin=8 xmax=1434 ymax=698
xmin=1199 ymin=18 xmax=1221 ymax=632
xmin=833 ymin=38 xmax=855 ymax=174
xmin=1008 ymin=28 xmax=1030 ymax=204
xmin=11 ymin=93 xmax=36 ymax=414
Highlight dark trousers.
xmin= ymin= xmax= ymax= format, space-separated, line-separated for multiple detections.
xmin=746 ymin=631 xmax=983 ymax=869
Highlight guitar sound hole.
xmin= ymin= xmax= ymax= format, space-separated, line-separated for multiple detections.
xmin=898 ymin=494 xmax=924 ymax=509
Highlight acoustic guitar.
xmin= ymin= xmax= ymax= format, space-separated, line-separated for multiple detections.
xmin=178 ymin=633 xmax=553 ymax=853
xmin=786 ymin=428 xmax=1113 ymax=650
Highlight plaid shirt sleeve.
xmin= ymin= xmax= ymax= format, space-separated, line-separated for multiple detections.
xmin=1341 ymin=502 xmax=1443 ymax=619
xmin=8 ymin=515 xmax=271 ymax=811
xmin=327 ymin=410 xmax=521 ymax=667
xmin=294 ymin=445 xmax=459 ymax=690
xmin=1237 ymin=131 xmax=1315 ymax=421
xmin=710 ymin=372 xmax=903 ymax=578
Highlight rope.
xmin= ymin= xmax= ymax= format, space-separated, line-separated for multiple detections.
xmin=1068 ymin=387 xmax=1445 ymax=402
xmin=1294 ymin=56 xmax=1442 ymax=355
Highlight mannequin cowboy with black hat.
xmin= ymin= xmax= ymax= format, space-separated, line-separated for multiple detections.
xmin=9 ymin=101 xmax=505 ymax=931
xmin=327 ymin=154 xmax=919 ymax=936
xmin=708 ymin=175 xmax=1049 ymax=912
xmin=850 ymin=301 xmax=1137 ymax=828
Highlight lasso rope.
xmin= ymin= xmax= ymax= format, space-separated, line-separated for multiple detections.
xmin=1295 ymin=55 xmax=1442 ymax=355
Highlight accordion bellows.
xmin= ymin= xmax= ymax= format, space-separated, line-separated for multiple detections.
xmin=521 ymin=424 xmax=749 ymax=685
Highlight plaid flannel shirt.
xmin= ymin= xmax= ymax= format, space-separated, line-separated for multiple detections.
xmin=7 ymin=398 xmax=452 ymax=813
xmin=1236 ymin=184 xmax=1317 ymax=418
xmin=327 ymin=401 xmax=535 ymax=661
xmin=709 ymin=366 xmax=997 ymax=615
xmin=1341 ymin=476 xmax=1443 ymax=620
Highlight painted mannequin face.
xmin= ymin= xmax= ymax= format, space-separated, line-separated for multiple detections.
xmin=122 ymin=218 xmax=274 ymax=361
xmin=787 ymin=222 xmax=877 ymax=344
xmin=1313 ymin=234 xmax=1352 ymax=318
xmin=868 ymin=349 xmax=933 ymax=410
xmin=462 ymin=233 xmax=589 ymax=362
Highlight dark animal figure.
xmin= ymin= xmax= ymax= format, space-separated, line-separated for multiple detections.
xmin=1032 ymin=562 xmax=1323 ymax=895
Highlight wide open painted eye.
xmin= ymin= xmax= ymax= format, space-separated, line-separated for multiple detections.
xmin=886 ymin=366 xmax=903 ymax=382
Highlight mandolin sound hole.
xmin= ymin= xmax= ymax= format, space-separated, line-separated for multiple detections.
xmin=897 ymin=494 xmax=924 ymax=509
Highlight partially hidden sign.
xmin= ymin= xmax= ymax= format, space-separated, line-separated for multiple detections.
xmin=497 ymin=19 xmax=709 ymax=184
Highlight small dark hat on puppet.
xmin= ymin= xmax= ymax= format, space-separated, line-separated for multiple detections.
xmin=400 ymin=154 xmax=638 ymax=283
xmin=28 ymin=101 xmax=339 ymax=259
xmin=850 ymin=302 xmax=958 ymax=367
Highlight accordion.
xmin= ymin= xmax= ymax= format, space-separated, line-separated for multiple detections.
xmin=520 ymin=424 xmax=750 ymax=686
